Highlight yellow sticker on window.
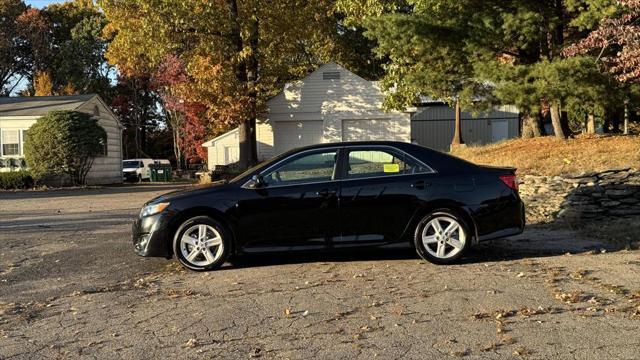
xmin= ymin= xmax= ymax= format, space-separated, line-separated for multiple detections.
xmin=383 ymin=163 xmax=400 ymax=173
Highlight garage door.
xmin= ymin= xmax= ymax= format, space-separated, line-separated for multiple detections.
xmin=274 ymin=120 xmax=323 ymax=154
xmin=342 ymin=119 xmax=404 ymax=141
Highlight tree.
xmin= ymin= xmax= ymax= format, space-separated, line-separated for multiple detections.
xmin=17 ymin=1 xmax=113 ymax=98
xmin=33 ymin=70 xmax=53 ymax=96
xmin=0 ymin=0 xmax=29 ymax=95
xmin=112 ymin=74 xmax=160 ymax=159
xmin=566 ymin=0 xmax=640 ymax=82
xmin=338 ymin=0 xmax=622 ymax=140
xmin=337 ymin=1 xmax=498 ymax=145
xmin=24 ymin=110 xmax=106 ymax=186
xmin=151 ymin=55 xmax=190 ymax=169
xmin=100 ymin=0 xmax=354 ymax=168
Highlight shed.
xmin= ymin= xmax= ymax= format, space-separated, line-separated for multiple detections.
xmin=0 ymin=94 xmax=123 ymax=185
xmin=411 ymin=103 xmax=520 ymax=151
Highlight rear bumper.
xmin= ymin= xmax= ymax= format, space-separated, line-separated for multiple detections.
xmin=132 ymin=213 xmax=172 ymax=258
xmin=469 ymin=197 xmax=525 ymax=243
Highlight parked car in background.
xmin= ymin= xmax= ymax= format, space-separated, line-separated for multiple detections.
xmin=132 ymin=141 xmax=525 ymax=271
xmin=122 ymin=159 xmax=154 ymax=182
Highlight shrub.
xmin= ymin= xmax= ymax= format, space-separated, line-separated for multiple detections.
xmin=0 ymin=170 xmax=34 ymax=190
xmin=24 ymin=110 xmax=107 ymax=186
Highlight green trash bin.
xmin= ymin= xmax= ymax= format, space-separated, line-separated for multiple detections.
xmin=149 ymin=163 xmax=172 ymax=182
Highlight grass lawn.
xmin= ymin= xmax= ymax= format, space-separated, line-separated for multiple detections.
xmin=450 ymin=134 xmax=640 ymax=176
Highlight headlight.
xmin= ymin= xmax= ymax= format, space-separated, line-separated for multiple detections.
xmin=140 ymin=202 xmax=170 ymax=217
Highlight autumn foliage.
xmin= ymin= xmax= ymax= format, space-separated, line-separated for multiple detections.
xmin=152 ymin=55 xmax=208 ymax=164
xmin=566 ymin=0 xmax=640 ymax=83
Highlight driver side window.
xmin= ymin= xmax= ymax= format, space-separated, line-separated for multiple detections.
xmin=263 ymin=150 xmax=338 ymax=186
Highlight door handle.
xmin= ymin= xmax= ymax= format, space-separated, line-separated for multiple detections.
xmin=411 ymin=180 xmax=430 ymax=190
xmin=316 ymin=188 xmax=337 ymax=197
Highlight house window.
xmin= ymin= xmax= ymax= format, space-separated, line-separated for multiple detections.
xmin=1 ymin=130 xmax=20 ymax=156
xmin=98 ymin=137 xmax=108 ymax=157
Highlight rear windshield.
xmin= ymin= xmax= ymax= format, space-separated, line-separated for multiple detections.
xmin=123 ymin=161 xmax=141 ymax=168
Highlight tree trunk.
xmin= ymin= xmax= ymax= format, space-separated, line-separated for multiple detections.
xmin=521 ymin=111 xmax=545 ymax=138
xmin=603 ymin=109 xmax=611 ymax=133
xmin=560 ymin=110 xmax=572 ymax=137
xmin=586 ymin=113 xmax=595 ymax=134
xmin=230 ymin=0 xmax=258 ymax=169
xmin=549 ymin=104 xmax=567 ymax=139
xmin=451 ymin=100 xmax=464 ymax=146
xmin=624 ymin=100 xmax=629 ymax=135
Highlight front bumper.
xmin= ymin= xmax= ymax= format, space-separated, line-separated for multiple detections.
xmin=132 ymin=213 xmax=173 ymax=258
xmin=123 ymin=172 xmax=139 ymax=182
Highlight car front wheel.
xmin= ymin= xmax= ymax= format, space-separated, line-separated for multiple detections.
xmin=172 ymin=216 xmax=231 ymax=271
xmin=414 ymin=210 xmax=471 ymax=264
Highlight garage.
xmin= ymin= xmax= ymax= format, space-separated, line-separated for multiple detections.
xmin=342 ymin=119 xmax=408 ymax=142
xmin=274 ymin=120 xmax=323 ymax=154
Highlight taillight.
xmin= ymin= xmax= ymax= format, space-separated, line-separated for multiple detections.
xmin=499 ymin=174 xmax=519 ymax=191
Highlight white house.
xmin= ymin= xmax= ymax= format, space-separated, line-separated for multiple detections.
xmin=203 ymin=63 xmax=520 ymax=168
xmin=203 ymin=62 xmax=412 ymax=167
xmin=0 ymin=94 xmax=123 ymax=184
xmin=201 ymin=128 xmax=240 ymax=168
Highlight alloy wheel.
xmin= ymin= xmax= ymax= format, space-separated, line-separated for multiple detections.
xmin=421 ymin=216 xmax=466 ymax=259
xmin=179 ymin=224 xmax=224 ymax=267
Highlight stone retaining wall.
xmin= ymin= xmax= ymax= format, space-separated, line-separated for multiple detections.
xmin=519 ymin=168 xmax=640 ymax=224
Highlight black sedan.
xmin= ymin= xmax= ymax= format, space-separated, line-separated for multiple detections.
xmin=133 ymin=141 xmax=525 ymax=271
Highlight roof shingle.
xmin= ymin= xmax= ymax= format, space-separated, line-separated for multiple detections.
xmin=0 ymin=95 xmax=96 ymax=116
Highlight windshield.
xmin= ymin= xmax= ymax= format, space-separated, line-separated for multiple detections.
xmin=123 ymin=161 xmax=141 ymax=168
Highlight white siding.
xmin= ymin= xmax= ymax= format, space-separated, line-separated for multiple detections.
xmin=76 ymin=98 xmax=123 ymax=185
xmin=205 ymin=129 xmax=240 ymax=167
xmin=256 ymin=119 xmax=274 ymax=161
xmin=342 ymin=118 xmax=410 ymax=142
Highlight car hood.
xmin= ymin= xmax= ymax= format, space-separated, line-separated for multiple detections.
xmin=146 ymin=181 xmax=231 ymax=205
xmin=123 ymin=168 xmax=138 ymax=172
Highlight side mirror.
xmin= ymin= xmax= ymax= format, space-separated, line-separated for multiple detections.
xmin=251 ymin=174 xmax=265 ymax=188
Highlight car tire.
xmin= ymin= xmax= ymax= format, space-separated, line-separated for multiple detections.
xmin=137 ymin=174 xmax=142 ymax=183
xmin=172 ymin=216 xmax=232 ymax=271
xmin=414 ymin=209 xmax=471 ymax=265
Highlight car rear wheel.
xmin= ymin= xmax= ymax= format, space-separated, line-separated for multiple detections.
xmin=414 ymin=210 xmax=470 ymax=264
xmin=172 ymin=216 xmax=231 ymax=271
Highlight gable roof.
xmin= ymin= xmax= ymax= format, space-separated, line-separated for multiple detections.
xmin=202 ymin=127 xmax=239 ymax=147
xmin=0 ymin=94 xmax=97 ymax=116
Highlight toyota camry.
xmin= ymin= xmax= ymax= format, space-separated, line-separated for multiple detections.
xmin=132 ymin=141 xmax=525 ymax=271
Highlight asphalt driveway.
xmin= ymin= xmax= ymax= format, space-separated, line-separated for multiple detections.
xmin=1 ymin=184 xmax=638 ymax=359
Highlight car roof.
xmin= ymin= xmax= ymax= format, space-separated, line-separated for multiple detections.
xmin=291 ymin=141 xmax=416 ymax=151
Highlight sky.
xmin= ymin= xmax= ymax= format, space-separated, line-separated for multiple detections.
xmin=26 ymin=0 xmax=63 ymax=8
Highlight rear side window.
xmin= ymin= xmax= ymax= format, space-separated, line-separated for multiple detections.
xmin=346 ymin=148 xmax=431 ymax=179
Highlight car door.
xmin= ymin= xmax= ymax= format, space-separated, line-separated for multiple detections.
xmin=236 ymin=148 xmax=342 ymax=251
xmin=337 ymin=146 xmax=435 ymax=246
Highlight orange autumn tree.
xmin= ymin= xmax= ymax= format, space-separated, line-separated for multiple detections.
xmin=100 ymin=0 xmax=340 ymax=168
